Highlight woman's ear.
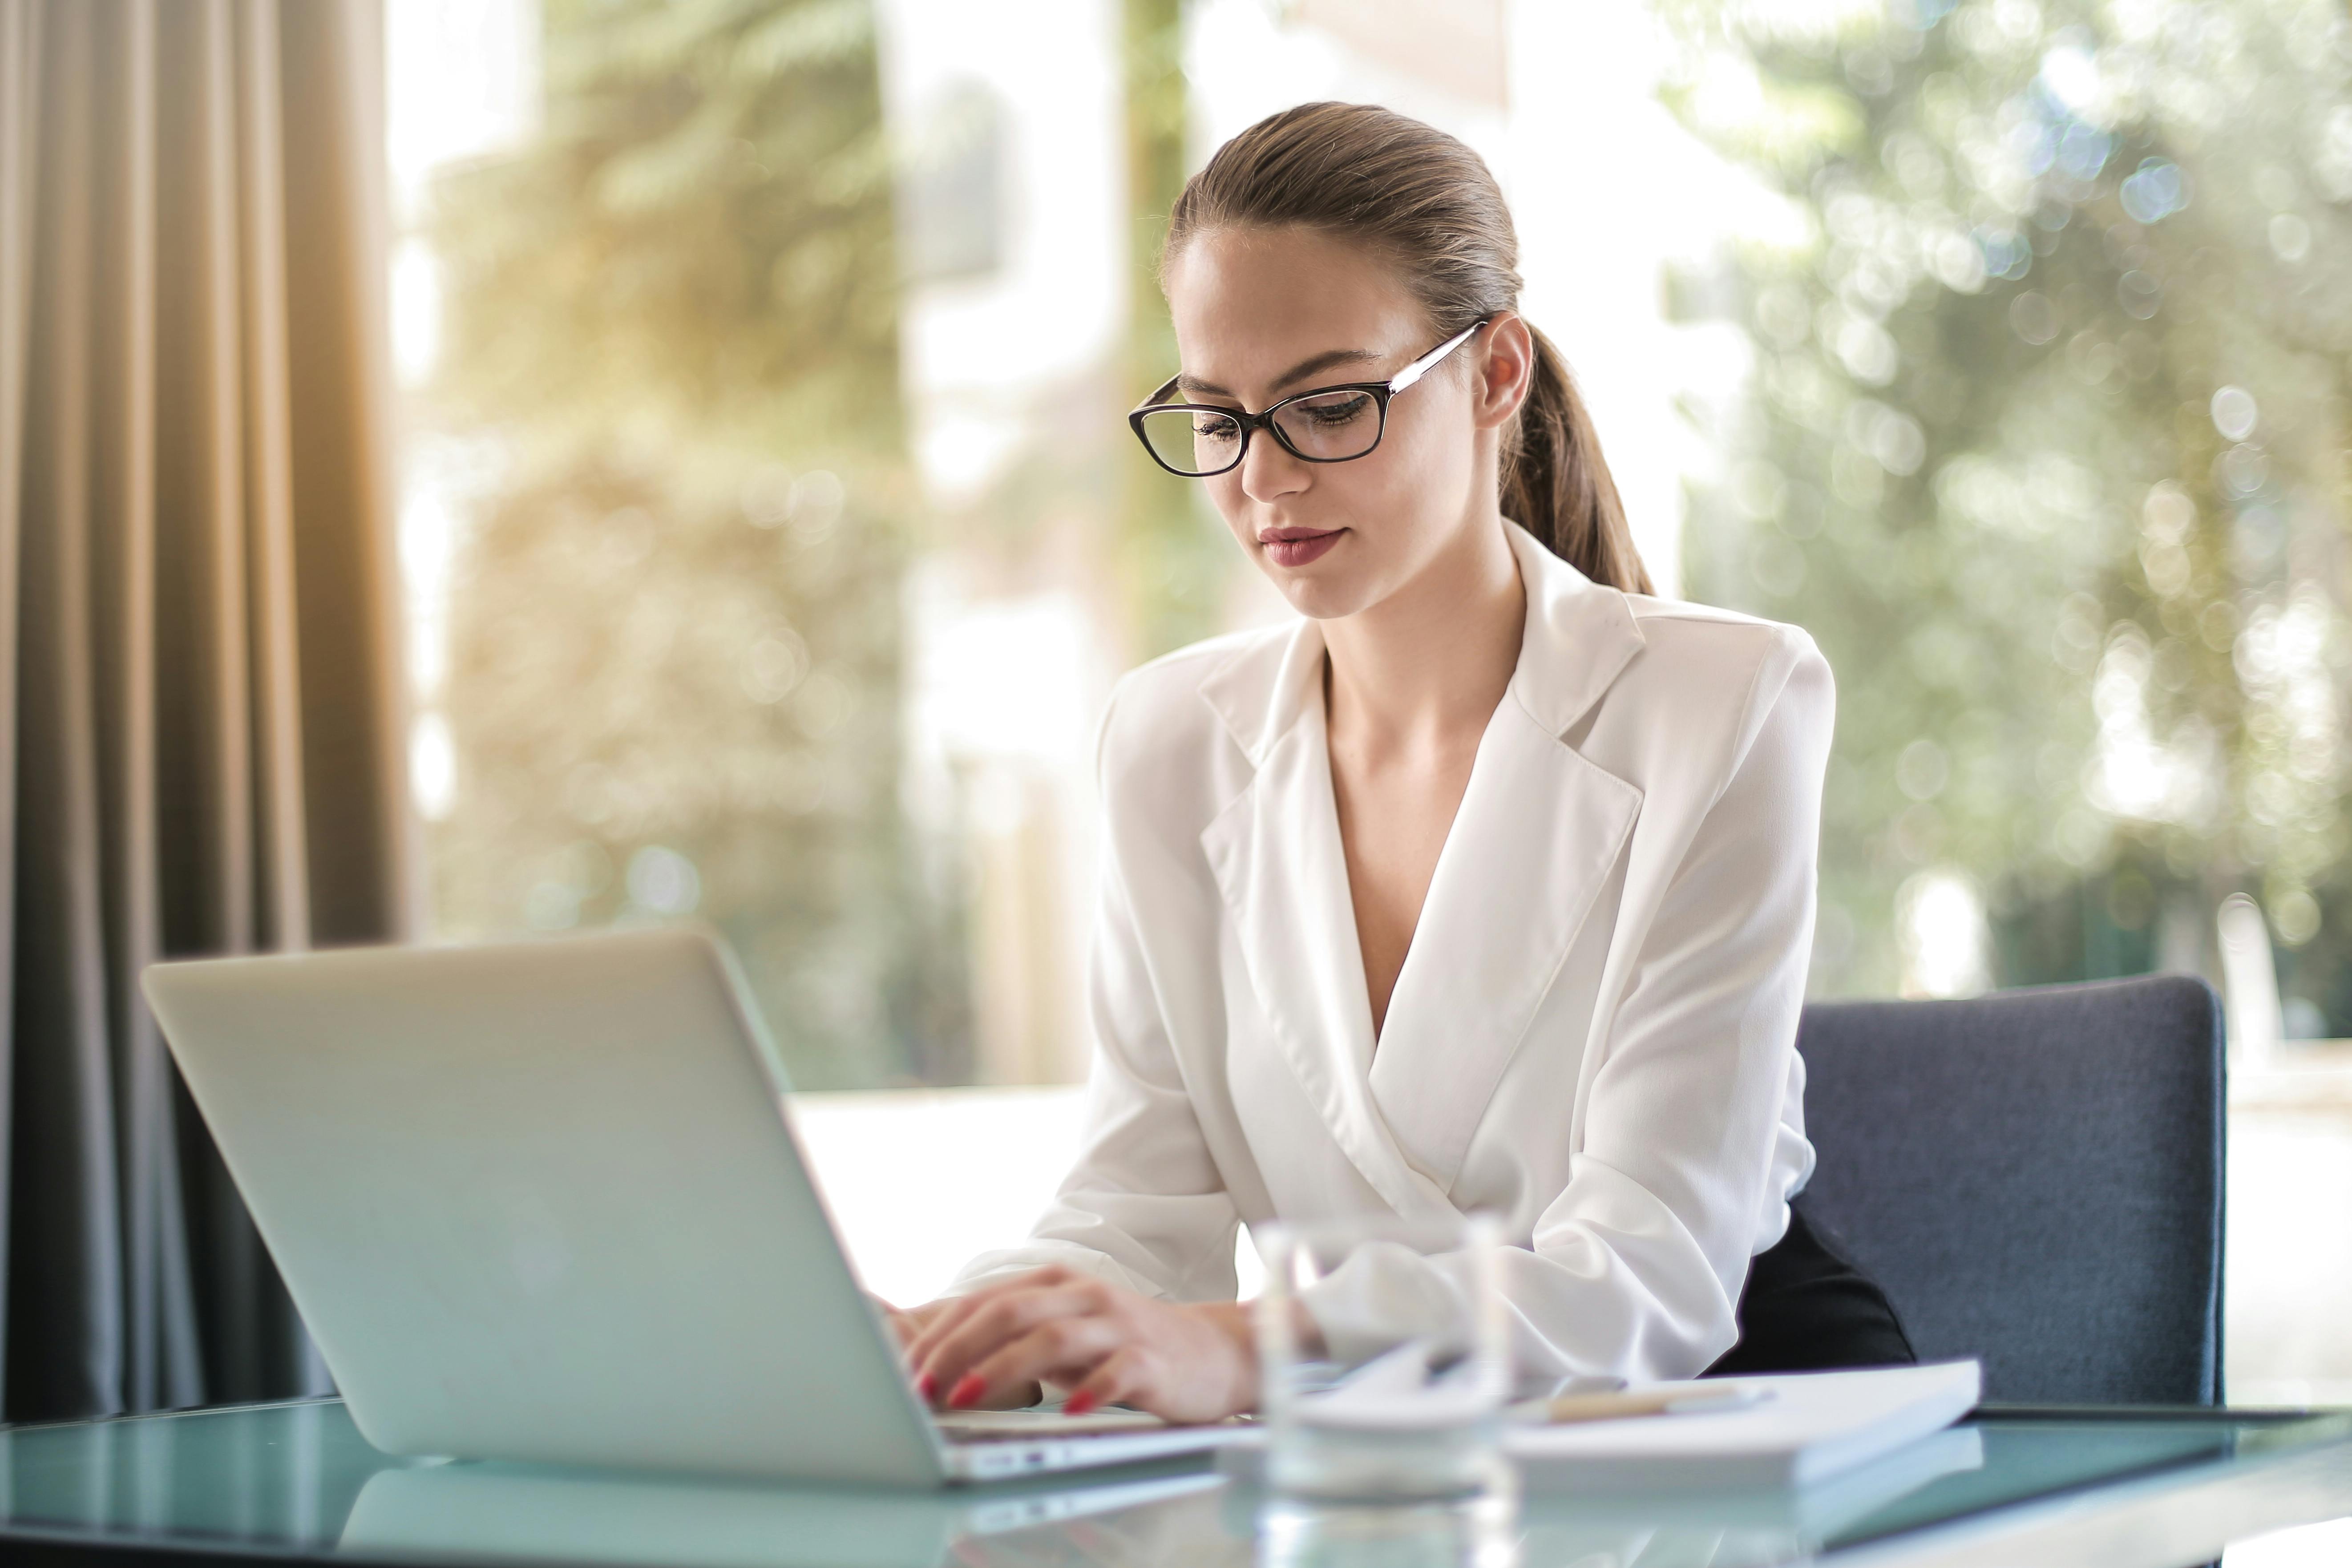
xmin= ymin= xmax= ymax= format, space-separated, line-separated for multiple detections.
xmin=1470 ymin=311 xmax=1536 ymax=432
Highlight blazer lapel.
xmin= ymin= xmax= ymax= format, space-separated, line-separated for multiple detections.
xmin=1367 ymin=522 xmax=1649 ymax=1194
xmin=1198 ymin=626 xmax=1455 ymax=1218
xmin=1367 ymin=702 xmax=1642 ymax=1192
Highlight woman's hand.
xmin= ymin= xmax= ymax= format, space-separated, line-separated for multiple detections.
xmin=903 ymin=1265 xmax=1257 ymax=1424
xmin=874 ymin=1297 xmax=948 ymax=1353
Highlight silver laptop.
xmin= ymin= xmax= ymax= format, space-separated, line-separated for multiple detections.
xmin=141 ymin=927 xmax=1240 ymax=1485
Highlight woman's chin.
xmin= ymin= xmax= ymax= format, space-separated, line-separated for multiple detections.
xmin=1268 ymin=571 xmax=1376 ymax=622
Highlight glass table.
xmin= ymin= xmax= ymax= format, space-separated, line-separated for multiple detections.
xmin=2 ymin=1398 xmax=2348 ymax=1567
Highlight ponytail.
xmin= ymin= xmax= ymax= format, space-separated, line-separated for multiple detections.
xmin=1164 ymin=102 xmax=1655 ymax=596
xmin=1506 ymin=326 xmax=1653 ymax=595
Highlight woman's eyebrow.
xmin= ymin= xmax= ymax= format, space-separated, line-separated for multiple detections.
xmin=1176 ymin=346 xmax=1384 ymax=400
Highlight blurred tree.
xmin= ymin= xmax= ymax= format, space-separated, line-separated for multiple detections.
xmin=424 ymin=0 xmax=970 ymax=1087
xmin=1122 ymin=0 xmax=1228 ymax=655
xmin=1662 ymin=0 xmax=2352 ymax=1017
xmin=910 ymin=0 xmax=1225 ymax=660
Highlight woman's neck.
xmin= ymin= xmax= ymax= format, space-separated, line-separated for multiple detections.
xmin=1321 ymin=516 xmax=1525 ymax=759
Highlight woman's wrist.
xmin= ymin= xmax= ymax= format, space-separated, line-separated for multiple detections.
xmin=1182 ymin=1300 xmax=1265 ymax=1412
xmin=1190 ymin=1298 xmax=1257 ymax=1354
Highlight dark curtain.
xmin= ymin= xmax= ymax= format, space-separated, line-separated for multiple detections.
xmin=0 ymin=0 xmax=417 ymax=1423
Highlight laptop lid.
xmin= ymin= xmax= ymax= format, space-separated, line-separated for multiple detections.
xmin=142 ymin=928 xmax=950 ymax=1487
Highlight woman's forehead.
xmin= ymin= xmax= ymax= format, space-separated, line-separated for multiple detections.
xmin=1164 ymin=227 xmax=1428 ymax=396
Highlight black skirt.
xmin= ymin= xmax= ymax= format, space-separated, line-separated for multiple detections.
xmin=1701 ymin=1200 xmax=1916 ymax=1378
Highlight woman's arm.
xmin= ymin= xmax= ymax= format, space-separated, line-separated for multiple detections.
xmin=906 ymin=683 xmax=1249 ymax=1410
xmin=946 ymin=814 xmax=1243 ymax=1301
xmin=1505 ymin=630 xmax=1831 ymax=1379
xmin=901 ymin=853 xmax=1249 ymax=1413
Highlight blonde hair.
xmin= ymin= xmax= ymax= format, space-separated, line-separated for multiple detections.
xmin=1164 ymin=102 xmax=1653 ymax=595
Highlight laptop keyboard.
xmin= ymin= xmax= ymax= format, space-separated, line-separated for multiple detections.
xmin=933 ymin=1409 xmax=1174 ymax=1442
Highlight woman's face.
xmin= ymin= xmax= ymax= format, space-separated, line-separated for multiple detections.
xmin=1160 ymin=225 xmax=1524 ymax=622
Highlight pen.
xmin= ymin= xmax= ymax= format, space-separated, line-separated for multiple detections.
xmin=1506 ymin=1385 xmax=1774 ymax=1426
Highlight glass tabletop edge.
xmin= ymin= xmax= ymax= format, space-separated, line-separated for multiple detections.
xmin=1828 ymin=1418 xmax=2352 ymax=1563
xmin=1971 ymin=1402 xmax=2352 ymax=1423
xmin=0 ymin=1396 xmax=347 ymax=1437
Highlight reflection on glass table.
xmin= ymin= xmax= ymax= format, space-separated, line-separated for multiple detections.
xmin=1 ymin=1398 xmax=2349 ymax=1567
xmin=339 ymin=1460 xmax=1225 ymax=1567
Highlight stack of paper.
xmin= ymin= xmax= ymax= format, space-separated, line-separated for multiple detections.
xmin=1506 ymin=1360 xmax=1982 ymax=1492
xmin=1515 ymin=1425 xmax=1985 ymax=1560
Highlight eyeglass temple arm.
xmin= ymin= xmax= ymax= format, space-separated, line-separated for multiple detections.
xmin=1133 ymin=319 xmax=1487 ymax=412
xmin=1132 ymin=375 xmax=1184 ymax=416
xmin=1387 ymin=318 xmax=1490 ymax=395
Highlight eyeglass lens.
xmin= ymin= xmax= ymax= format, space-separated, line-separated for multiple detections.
xmin=1136 ymin=388 xmax=1383 ymax=475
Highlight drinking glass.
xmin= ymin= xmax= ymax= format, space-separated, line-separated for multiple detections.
xmin=1253 ymin=1212 xmax=1512 ymax=1502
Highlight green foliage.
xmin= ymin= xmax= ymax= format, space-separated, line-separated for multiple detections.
xmin=424 ymin=0 xmax=969 ymax=1087
xmin=1665 ymin=0 xmax=2352 ymax=1007
xmin=1121 ymin=0 xmax=1227 ymax=655
xmin=433 ymin=0 xmax=903 ymax=452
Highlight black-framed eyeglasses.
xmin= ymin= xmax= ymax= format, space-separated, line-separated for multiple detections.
xmin=1127 ymin=318 xmax=1490 ymax=478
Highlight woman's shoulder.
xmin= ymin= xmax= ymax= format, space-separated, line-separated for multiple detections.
xmin=1579 ymin=595 xmax=1832 ymax=792
xmin=1621 ymin=592 xmax=1822 ymax=651
xmin=1096 ymin=623 xmax=1293 ymax=779
xmin=1615 ymin=594 xmax=1829 ymax=708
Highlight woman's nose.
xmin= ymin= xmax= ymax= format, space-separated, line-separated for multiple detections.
xmin=1238 ymin=432 xmax=1309 ymax=503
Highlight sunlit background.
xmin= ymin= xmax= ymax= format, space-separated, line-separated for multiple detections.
xmin=384 ymin=0 xmax=2352 ymax=1428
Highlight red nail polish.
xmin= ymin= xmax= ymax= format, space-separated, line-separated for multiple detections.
xmin=947 ymin=1374 xmax=986 ymax=1410
xmin=1062 ymin=1390 xmax=1098 ymax=1416
xmin=915 ymin=1373 xmax=935 ymax=1401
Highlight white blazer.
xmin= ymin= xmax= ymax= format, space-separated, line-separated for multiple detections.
xmin=954 ymin=521 xmax=1834 ymax=1383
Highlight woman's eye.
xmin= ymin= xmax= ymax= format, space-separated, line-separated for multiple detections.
xmin=1301 ymin=394 xmax=1370 ymax=425
xmin=1193 ymin=416 xmax=1238 ymax=441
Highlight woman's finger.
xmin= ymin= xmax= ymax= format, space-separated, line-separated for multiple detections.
xmin=917 ymin=1279 xmax=1100 ymax=1391
xmin=903 ymin=1274 xmax=1040 ymax=1370
xmin=950 ymin=1314 xmax=1124 ymax=1411
xmin=1059 ymin=1301 xmax=1258 ymax=1423
xmin=917 ymin=1284 xmax=1103 ymax=1402
xmin=901 ymin=1297 xmax=989 ymax=1384
xmin=902 ymin=1267 xmax=1072 ymax=1369
xmin=1057 ymin=1346 xmax=1146 ymax=1417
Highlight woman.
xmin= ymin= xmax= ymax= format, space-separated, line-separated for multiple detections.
xmin=895 ymin=102 xmax=1912 ymax=1422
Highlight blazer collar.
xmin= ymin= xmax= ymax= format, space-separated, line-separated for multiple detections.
xmin=1198 ymin=519 xmax=1647 ymax=765
xmin=1500 ymin=518 xmax=1647 ymax=736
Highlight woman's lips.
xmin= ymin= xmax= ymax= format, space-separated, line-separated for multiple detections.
xmin=1259 ymin=528 xmax=1343 ymax=568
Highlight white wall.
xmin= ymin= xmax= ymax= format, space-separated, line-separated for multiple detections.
xmin=793 ymin=1087 xmax=1267 ymax=1305
xmin=790 ymin=1087 xmax=1088 ymax=1305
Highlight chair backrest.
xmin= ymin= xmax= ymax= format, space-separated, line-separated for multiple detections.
xmin=1794 ymin=975 xmax=2224 ymax=1405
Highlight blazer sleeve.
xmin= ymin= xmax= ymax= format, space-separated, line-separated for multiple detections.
xmin=1309 ymin=628 xmax=1834 ymax=1382
xmin=948 ymin=686 xmax=1242 ymax=1303
xmin=1527 ymin=627 xmax=1832 ymax=1379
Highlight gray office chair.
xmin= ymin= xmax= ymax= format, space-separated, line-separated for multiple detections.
xmin=1794 ymin=974 xmax=2225 ymax=1405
